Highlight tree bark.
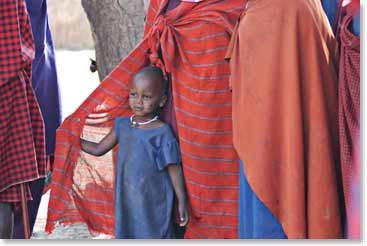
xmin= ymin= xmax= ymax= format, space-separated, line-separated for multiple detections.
xmin=81 ymin=0 xmax=147 ymax=81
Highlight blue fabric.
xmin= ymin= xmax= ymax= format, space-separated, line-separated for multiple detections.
xmin=114 ymin=117 xmax=181 ymax=239
xmin=352 ymin=11 xmax=360 ymax=36
xmin=321 ymin=0 xmax=360 ymax=37
xmin=238 ymin=160 xmax=287 ymax=239
xmin=25 ymin=0 xmax=62 ymax=155
xmin=322 ymin=0 xmax=339 ymax=27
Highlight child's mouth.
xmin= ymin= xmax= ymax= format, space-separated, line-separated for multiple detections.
xmin=134 ymin=107 xmax=143 ymax=111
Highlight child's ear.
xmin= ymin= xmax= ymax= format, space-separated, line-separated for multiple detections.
xmin=159 ymin=94 xmax=167 ymax=107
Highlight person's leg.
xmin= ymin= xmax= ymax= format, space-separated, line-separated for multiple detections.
xmin=0 ymin=202 xmax=14 ymax=238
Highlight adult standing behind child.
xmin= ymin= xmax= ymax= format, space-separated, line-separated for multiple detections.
xmin=80 ymin=66 xmax=188 ymax=239
xmin=0 ymin=0 xmax=46 ymax=238
xmin=226 ymin=0 xmax=343 ymax=238
xmin=324 ymin=0 xmax=360 ymax=238
xmin=12 ymin=0 xmax=62 ymax=238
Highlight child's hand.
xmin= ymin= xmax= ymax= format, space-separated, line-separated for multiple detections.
xmin=178 ymin=201 xmax=189 ymax=227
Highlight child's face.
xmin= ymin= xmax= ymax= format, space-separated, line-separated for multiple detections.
xmin=129 ymin=73 xmax=166 ymax=118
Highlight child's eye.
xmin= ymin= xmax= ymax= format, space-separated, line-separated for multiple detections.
xmin=130 ymin=92 xmax=137 ymax=97
xmin=143 ymin=95 xmax=152 ymax=100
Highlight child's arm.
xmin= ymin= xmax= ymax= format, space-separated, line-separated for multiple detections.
xmin=167 ymin=164 xmax=189 ymax=226
xmin=80 ymin=129 xmax=117 ymax=156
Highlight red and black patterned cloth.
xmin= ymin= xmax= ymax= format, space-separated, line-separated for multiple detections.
xmin=337 ymin=6 xmax=360 ymax=237
xmin=0 ymin=0 xmax=46 ymax=205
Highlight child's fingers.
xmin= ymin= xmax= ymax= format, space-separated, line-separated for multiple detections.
xmin=85 ymin=117 xmax=109 ymax=124
xmin=179 ymin=219 xmax=187 ymax=227
xmin=179 ymin=211 xmax=189 ymax=226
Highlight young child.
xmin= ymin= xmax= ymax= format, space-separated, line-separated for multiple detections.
xmin=80 ymin=66 xmax=188 ymax=239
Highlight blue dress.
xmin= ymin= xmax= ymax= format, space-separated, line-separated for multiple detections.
xmin=114 ymin=117 xmax=181 ymax=239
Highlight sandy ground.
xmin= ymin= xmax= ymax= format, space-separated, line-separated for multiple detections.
xmin=31 ymin=192 xmax=92 ymax=239
xmin=30 ymin=50 xmax=107 ymax=239
xmin=31 ymin=191 xmax=112 ymax=239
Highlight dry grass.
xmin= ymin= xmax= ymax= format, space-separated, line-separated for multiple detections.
xmin=47 ymin=0 xmax=94 ymax=50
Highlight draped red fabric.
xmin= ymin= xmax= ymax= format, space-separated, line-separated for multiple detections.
xmin=338 ymin=10 xmax=360 ymax=236
xmin=333 ymin=0 xmax=359 ymax=36
xmin=0 ymin=0 xmax=46 ymax=205
xmin=46 ymin=0 xmax=245 ymax=238
xmin=345 ymin=0 xmax=359 ymax=16
xmin=226 ymin=0 xmax=343 ymax=238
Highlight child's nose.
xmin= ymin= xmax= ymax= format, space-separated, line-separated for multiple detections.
xmin=136 ymin=96 xmax=143 ymax=105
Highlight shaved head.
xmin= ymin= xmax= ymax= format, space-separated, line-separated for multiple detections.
xmin=129 ymin=66 xmax=168 ymax=117
xmin=133 ymin=66 xmax=168 ymax=95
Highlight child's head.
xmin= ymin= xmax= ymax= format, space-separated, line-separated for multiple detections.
xmin=129 ymin=66 xmax=168 ymax=118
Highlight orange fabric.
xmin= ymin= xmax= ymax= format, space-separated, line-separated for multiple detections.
xmin=46 ymin=0 xmax=246 ymax=238
xmin=226 ymin=0 xmax=343 ymax=238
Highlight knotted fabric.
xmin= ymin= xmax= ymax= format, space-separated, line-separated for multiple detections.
xmin=147 ymin=15 xmax=169 ymax=79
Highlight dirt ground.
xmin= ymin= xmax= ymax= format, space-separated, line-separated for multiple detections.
xmin=31 ymin=191 xmax=111 ymax=239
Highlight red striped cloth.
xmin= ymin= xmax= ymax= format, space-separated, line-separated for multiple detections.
xmin=0 ymin=0 xmax=46 ymax=205
xmin=338 ymin=10 xmax=360 ymax=235
xmin=46 ymin=0 xmax=246 ymax=238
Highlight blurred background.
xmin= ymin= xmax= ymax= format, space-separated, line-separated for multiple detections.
xmin=48 ymin=0 xmax=94 ymax=50
xmin=46 ymin=0 xmax=147 ymax=119
xmin=47 ymin=0 xmax=98 ymax=120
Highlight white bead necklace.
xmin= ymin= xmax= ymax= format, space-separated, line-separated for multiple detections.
xmin=130 ymin=114 xmax=159 ymax=128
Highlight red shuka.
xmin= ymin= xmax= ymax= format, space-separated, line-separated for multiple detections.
xmin=0 ymin=0 xmax=46 ymax=204
xmin=337 ymin=2 xmax=360 ymax=237
xmin=226 ymin=0 xmax=343 ymax=238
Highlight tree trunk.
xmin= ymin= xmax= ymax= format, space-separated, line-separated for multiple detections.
xmin=81 ymin=0 xmax=147 ymax=81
